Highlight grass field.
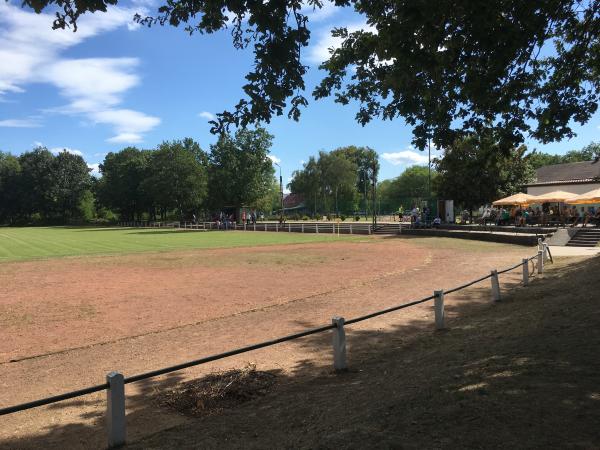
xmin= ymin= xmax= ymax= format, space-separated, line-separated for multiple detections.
xmin=0 ymin=226 xmax=357 ymax=262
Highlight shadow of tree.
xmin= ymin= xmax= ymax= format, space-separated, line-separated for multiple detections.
xmin=2 ymin=256 xmax=598 ymax=449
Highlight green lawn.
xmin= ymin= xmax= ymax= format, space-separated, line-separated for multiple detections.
xmin=0 ymin=227 xmax=356 ymax=262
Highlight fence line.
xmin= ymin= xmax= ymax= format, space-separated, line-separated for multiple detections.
xmin=0 ymin=244 xmax=551 ymax=448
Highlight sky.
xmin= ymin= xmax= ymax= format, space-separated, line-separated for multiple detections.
xmin=1 ymin=0 xmax=599 ymax=187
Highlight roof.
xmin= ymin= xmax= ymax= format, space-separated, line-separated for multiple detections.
xmin=283 ymin=193 xmax=305 ymax=209
xmin=529 ymin=160 xmax=600 ymax=186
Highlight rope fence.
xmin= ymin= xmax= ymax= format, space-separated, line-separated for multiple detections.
xmin=0 ymin=240 xmax=552 ymax=447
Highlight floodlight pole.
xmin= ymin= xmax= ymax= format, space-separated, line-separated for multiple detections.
xmin=274 ymin=162 xmax=284 ymax=219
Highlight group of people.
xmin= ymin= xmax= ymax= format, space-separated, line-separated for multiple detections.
xmin=478 ymin=205 xmax=600 ymax=227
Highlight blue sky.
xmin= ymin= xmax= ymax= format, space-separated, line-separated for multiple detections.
xmin=1 ymin=0 xmax=599 ymax=187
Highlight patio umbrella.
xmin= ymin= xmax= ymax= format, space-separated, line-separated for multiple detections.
xmin=492 ymin=193 xmax=535 ymax=206
xmin=529 ymin=190 xmax=577 ymax=203
xmin=565 ymin=188 xmax=600 ymax=205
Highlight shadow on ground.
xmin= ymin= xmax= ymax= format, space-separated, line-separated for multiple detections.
xmin=2 ymin=256 xmax=599 ymax=449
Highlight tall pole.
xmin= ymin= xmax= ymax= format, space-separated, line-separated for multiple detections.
xmin=275 ymin=162 xmax=283 ymax=219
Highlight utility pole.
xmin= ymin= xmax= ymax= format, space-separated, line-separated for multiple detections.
xmin=275 ymin=162 xmax=283 ymax=218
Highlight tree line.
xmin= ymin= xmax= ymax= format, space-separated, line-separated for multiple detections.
xmin=287 ymin=146 xmax=379 ymax=218
xmin=290 ymin=137 xmax=600 ymax=218
xmin=0 ymin=128 xmax=278 ymax=225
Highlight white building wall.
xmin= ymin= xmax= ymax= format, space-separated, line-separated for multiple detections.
xmin=527 ymin=182 xmax=600 ymax=196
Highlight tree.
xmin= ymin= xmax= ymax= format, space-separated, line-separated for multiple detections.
xmin=17 ymin=147 xmax=56 ymax=220
xmin=26 ymin=1 xmax=600 ymax=150
xmin=528 ymin=141 xmax=600 ymax=169
xmin=208 ymin=128 xmax=275 ymax=218
xmin=98 ymin=147 xmax=151 ymax=221
xmin=289 ymin=156 xmax=321 ymax=216
xmin=0 ymin=152 xmax=21 ymax=224
xmin=379 ymin=166 xmax=438 ymax=212
xmin=142 ymin=139 xmax=208 ymax=219
xmin=435 ymin=133 xmax=535 ymax=213
xmin=331 ymin=146 xmax=379 ymax=216
xmin=52 ymin=150 xmax=92 ymax=221
xmin=318 ymin=151 xmax=357 ymax=215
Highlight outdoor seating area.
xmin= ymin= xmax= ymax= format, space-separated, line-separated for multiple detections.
xmin=488 ymin=189 xmax=600 ymax=228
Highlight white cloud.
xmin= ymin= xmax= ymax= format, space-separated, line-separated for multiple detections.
xmin=0 ymin=118 xmax=41 ymax=127
xmin=303 ymin=1 xmax=339 ymax=23
xmin=198 ymin=111 xmax=215 ymax=121
xmin=307 ymin=22 xmax=375 ymax=64
xmin=87 ymin=163 xmax=101 ymax=177
xmin=50 ymin=147 xmax=84 ymax=156
xmin=382 ymin=150 xmax=429 ymax=166
xmin=0 ymin=2 xmax=159 ymax=143
xmin=268 ymin=154 xmax=282 ymax=164
xmin=107 ymin=133 xmax=143 ymax=144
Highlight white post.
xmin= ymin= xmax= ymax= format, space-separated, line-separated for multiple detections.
xmin=368 ymin=224 xmax=372 ymax=235
xmin=254 ymin=223 xmax=256 ymax=232
xmin=302 ymin=223 xmax=304 ymax=233
xmin=350 ymin=224 xmax=353 ymax=235
xmin=537 ymin=237 xmax=542 ymax=252
xmin=522 ymin=258 xmax=529 ymax=286
xmin=276 ymin=223 xmax=278 ymax=232
xmin=332 ymin=317 xmax=347 ymax=371
xmin=106 ymin=371 xmax=126 ymax=448
xmin=332 ymin=223 xmax=335 ymax=234
xmin=316 ymin=223 xmax=319 ymax=234
xmin=244 ymin=222 xmax=247 ymax=231
xmin=264 ymin=223 xmax=267 ymax=232
xmin=289 ymin=223 xmax=291 ymax=233
xmin=434 ymin=290 xmax=445 ymax=330
xmin=537 ymin=250 xmax=544 ymax=274
xmin=491 ymin=270 xmax=501 ymax=302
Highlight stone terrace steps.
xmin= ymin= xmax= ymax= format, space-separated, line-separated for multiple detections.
xmin=566 ymin=228 xmax=600 ymax=247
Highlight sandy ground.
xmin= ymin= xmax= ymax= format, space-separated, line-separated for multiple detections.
xmin=0 ymin=236 xmax=534 ymax=449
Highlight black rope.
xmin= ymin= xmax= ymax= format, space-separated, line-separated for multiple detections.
xmin=124 ymin=323 xmax=336 ymax=384
xmin=0 ymin=383 xmax=108 ymax=416
xmin=497 ymin=261 xmax=523 ymax=274
xmin=344 ymin=295 xmax=435 ymax=326
xmin=445 ymin=273 xmax=493 ymax=295
xmin=0 ymin=251 xmax=541 ymax=416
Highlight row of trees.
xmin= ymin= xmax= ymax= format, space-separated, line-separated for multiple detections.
xmin=0 ymin=149 xmax=93 ymax=224
xmin=0 ymin=128 xmax=279 ymax=225
xmin=375 ymin=139 xmax=600 ymax=215
xmin=288 ymin=146 xmax=379 ymax=217
xmin=98 ymin=128 xmax=278 ymax=221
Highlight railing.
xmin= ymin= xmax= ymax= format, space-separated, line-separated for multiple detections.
xmin=0 ymin=241 xmax=552 ymax=448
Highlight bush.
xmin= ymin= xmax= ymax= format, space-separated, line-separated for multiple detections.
xmin=340 ymin=214 xmax=346 ymax=221
xmin=302 ymin=215 xmax=310 ymax=221
xmin=354 ymin=215 xmax=361 ymax=221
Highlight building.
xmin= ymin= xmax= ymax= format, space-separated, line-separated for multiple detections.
xmin=526 ymin=160 xmax=600 ymax=196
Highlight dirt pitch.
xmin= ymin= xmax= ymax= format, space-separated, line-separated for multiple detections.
xmin=0 ymin=235 xmax=535 ymax=448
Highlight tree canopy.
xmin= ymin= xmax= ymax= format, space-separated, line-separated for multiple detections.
xmin=23 ymin=0 xmax=600 ymax=150
xmin=208 ymin=127 xmax=276 ymax=212
xmin=289 ymin=146 xmax=378 ymax=216
xmin=435 ymin=133 xmax=535 ymax=211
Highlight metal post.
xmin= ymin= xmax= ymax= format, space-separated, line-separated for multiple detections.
xmin=434 ymin=290 xmax=445 ymax=330
xmin=491 ymin=270 xmax=501 ymax=302
xmin=537 ymin=250 xmax=544 ymax=274
xmin=332 ymin=317 xmax=347 ymax=371
xmin=522 ymin=258 xmax=529 ymax=286
xmin=543 ymin=242 xmax=549 ymax=262
xmin=106 ymin=371 xmax=126 ymax=448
